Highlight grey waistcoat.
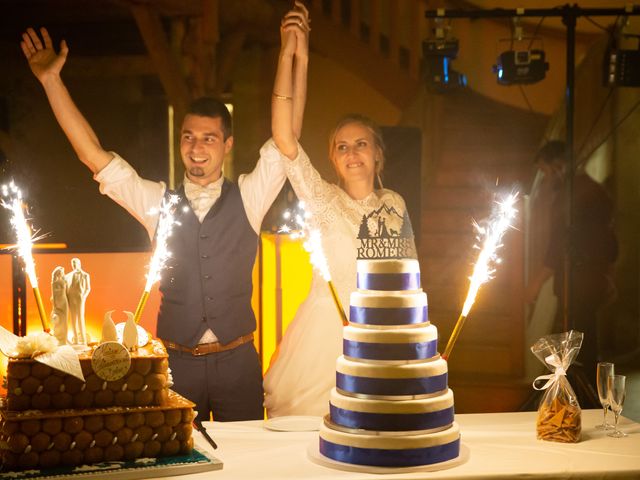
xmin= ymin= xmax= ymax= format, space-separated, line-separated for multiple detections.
xmin=157 ymin=180 xmax=258 ymax=347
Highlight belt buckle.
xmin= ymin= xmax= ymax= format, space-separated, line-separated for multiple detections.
xmin=192 ymin=345 xmax=205 ymax=356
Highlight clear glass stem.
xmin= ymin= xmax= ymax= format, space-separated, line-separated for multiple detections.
xmin=603 ymin=407 xmax=608 ymax=426
xmin=613 ymin=411 xmax=620 ymax=435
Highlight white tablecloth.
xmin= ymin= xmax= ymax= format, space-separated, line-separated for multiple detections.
xmin=178 ymin=409 xmax=640 ymax=479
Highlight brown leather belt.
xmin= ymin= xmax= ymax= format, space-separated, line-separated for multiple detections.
xmin=162 ymin=333 xmax=254 ymax=356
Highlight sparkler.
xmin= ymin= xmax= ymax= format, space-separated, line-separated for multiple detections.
xmin=281 ymin=202 xmax=349 ymax=326
xmin=133 ymin=194 xmax=180 ymax=323
xmin=442 ymin=191 xmax=519 ymax=361
xmin=1 ymin=181 xmax=49 ymax=332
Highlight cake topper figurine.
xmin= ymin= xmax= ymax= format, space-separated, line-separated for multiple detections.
xmin=50 ymin=266 xmax=69 ymax=345
xmin=103 ymin=310 xmax=150 ymax=348
xmin=122 ymin=311 xmax=139 ymax=351
xmin=101 ymin=310 xmax=118 ymax=343
xmin=1 ymin=181 xmax=50 ymax=332
xmin=65 ymin=257 xmax=91 ymax=345
xmin=442 ymin=191 xmax=519 ymax=361
xmin=357 ymin=204 xmax=416 ymax=260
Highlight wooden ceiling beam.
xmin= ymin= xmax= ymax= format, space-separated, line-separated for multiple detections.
xmin=129 ymin=2 xmax=191 ymax=113
xmin=196 ymin=0 xmax=220 ymax=96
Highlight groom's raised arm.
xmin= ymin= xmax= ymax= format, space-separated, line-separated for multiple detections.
xmin=21 ymin=27 xmax=113 ymax=174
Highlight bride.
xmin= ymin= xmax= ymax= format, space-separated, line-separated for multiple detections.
xmin=263 ymin=2 xmax=410 ymax=417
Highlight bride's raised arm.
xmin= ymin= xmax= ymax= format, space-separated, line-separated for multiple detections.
xmin=272 ymin=1 xmax=309 ymax=160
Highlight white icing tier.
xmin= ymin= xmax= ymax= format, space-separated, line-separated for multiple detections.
xmin=319 ymin=420 xmax=460 ymax=467
xmin=343 ymin=323 xmax=438 ymax=361
xmin=343 ymin=323 xmax=436 ymax=344
xmin=349 ymin=291 xmax=428 ymax=326
xmin=356 ymin=259 xmax=420 ymax=275
xmin=320 ymin=419 xmax=459 ymax=449
xmin=356 ymin=259 xmax=421 ymax=292
xmin=337 ymin=355 xmax=446 ymax=379
xmin=336 ymin=355 xmax=448 ymax=397
xmin=351 ymin=291 xmax=427 ymax=309
xmin=330 ymin=387 xmax=454 ymax=415
xmin=329 ymin=387 xmax=455 ymax=432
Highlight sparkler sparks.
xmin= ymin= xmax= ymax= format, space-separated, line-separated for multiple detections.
xmin=133 ymin=194 xmax=180 ymax=323
xmin=1 ymin=181 xmax=49 ymax=331
xmin=443 ymin=191 xmax=519 ymax=360
xmin=280 ymin=202 xmax=348 ymax=326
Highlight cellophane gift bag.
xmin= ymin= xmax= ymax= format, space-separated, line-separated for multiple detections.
xmin=531 ymin=330 xmax=583 ymax=443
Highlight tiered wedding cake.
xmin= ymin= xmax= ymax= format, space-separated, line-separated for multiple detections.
xmin=319 ymin=258 xmax=460 ymax=468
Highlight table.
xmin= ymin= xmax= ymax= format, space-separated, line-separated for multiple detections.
xmin=174 ymin=409 xmax=640 ymax=479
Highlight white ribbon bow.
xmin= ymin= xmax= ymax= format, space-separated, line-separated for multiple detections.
xmin=532 ymin=353 xmax=567 ymax=391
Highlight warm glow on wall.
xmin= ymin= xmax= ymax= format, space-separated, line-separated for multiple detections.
xmin=0 ymin=252 xmax=176 ymax=339
xmin=259 ymin=233 xmax=312 ymax=373
xmin=0 ymin=235 xmax=313 ymax=390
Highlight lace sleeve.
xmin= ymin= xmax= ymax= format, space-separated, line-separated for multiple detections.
xmin=284 ymin=143 xmax=341 ymax=228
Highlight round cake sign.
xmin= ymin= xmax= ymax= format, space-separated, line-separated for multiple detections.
xmin=91 ymin=341 xmax=131 ymax=381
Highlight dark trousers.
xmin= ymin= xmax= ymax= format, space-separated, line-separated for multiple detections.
xmin=168 ymin=342 xmax=264 ymax=422
xmin=554 ymin=270 xmax=609 ymax=391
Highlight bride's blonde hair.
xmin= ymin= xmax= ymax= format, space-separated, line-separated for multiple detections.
xmin=328 ymin=114 xmax=385 ymax=188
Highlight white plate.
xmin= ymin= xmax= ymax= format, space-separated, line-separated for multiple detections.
xmin=264 ymin=415 xmax=323 ymax=432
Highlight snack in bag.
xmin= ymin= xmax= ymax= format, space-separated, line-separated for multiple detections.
xmin=531 ymin=330 xmax=583 ymax=443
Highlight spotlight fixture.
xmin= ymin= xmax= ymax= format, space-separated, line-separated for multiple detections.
xmin=492 ymin=18 xmax=549 ymax=86
xmin=604 ymin=28 xmax=640 ymax=87
xmin=422 ymin=19 xmax=467 ymax=92
xmin=422 ymin=38 xmax=467 ymax=91
xmin=492 ymin=49 xmax=549 ymax=85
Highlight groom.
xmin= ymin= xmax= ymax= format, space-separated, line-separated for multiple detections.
xmin=20 ymin=26 xmax=297 ymax=421
xmin=65 ymin=258 xmax=90 ymax=345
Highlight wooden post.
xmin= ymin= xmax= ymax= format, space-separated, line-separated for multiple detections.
xmin=331 ymin=0 xmax=341 ymax=24
xmin=369 ymin=0 xmax=381 ymax=54
xmin=350 ymin=0 xmax=360 ymax=37
xmin=389 ymin=0 xmax=401 ymax=64
xmin=130 ymin=3 xmax=191 ymax=188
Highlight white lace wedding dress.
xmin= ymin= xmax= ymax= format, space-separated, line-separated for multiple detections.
xmin=263 ymin=144 xmax=408 ymax=418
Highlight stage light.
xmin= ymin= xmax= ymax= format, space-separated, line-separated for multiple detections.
xmin=491 ymin=17 xmax=549 ymax=86
xmin=492 ymin=49 xmax=549 ymax=85
xmin=422 ymin=37 xmax=467 ymax=91
xmin=604 ymin=29 xmax=640 ymax=87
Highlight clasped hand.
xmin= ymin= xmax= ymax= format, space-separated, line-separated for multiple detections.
xmin=280 ymin=1 xmax=311 ymax=58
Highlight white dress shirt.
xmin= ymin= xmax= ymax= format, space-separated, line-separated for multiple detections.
xmin=94 ymin=139 xmax=286 ymax=343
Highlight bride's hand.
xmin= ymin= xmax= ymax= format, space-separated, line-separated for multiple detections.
xmin=280 ymin=1 xmax=310 ymax=58
xmin=292 ymin=1 xmax=310 ymax=60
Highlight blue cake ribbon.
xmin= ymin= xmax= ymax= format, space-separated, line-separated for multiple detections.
xmin=349 ymin=305 xmax=427 ymax=325
xmin=357 ymin=272 xmax=421 ymax=291
xmin=336 ymin=372 xmax=448 ymax=396
xmin=343 ymin=339 xmax=437 ymax=360
xmin=330 ymin=405 xmax=454 ymax=431
xmin=319 ymin=437 xmax=460 ymax=467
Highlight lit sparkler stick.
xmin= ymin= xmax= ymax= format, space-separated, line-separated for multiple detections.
xmin=442 ymin=191 xmax=519 ymax=361
xmin=133 ymin=194 xmax=180 ymax=323
xmin=1 ymin=181 xmax=50 ymax=332
xmin=281 ymin=203 xmax=349 ymax=326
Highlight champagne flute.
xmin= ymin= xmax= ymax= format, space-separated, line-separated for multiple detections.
xmin=596 ymin=362 xmax=614 ymax=429
xmin=607 ymin=374 xmax=627 ymax=438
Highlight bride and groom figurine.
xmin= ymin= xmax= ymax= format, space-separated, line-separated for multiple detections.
xmin=50 ymin=257 xmax=91 ymax=346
